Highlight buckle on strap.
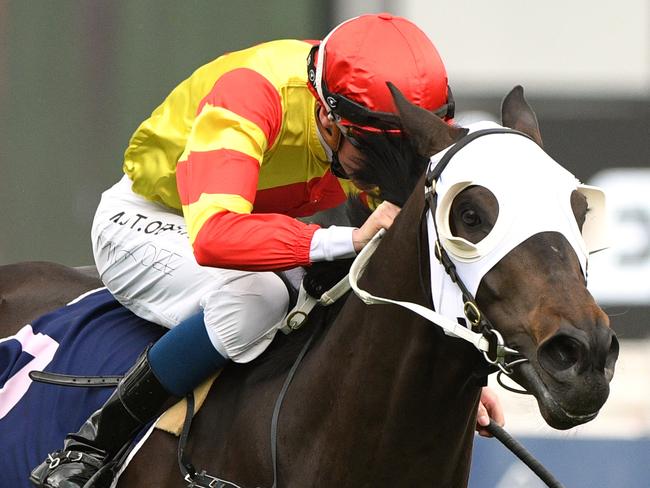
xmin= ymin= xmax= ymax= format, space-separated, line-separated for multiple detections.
xmin=46 ymin=450 xmax=101 ymax=471
xmin=280 ymin=275 xmax=351 ymax=334
xmin=463 ymin=301 xmax=482 ymax=329
xmin=46 ymin=453 xmax=60 ymax=470
xmin=185 ymin=470 xmax=242 ymax=488
xmin=280 ymin=285 xmax=318 ymax=334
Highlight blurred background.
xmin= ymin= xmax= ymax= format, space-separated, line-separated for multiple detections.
xmin=1 ymin=1 xmax=649 ymax=486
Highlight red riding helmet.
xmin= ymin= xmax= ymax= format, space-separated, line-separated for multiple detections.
xmin=307 ymin=13 xmax=454 ymax=131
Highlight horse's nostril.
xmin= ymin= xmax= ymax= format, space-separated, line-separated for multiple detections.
xmin=539 ymin=335 xmax=583 ymax=372
xmin=605 ymin=333 xmax=620 ymax=379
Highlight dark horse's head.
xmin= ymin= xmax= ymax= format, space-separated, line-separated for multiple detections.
xmin=357 ymin=84 xmax=618 ymax=430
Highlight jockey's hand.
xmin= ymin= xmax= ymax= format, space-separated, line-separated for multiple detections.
xmin=476 ymin=386 xmax=504 ymax=438
xmin=352 ymin=201 xmax=400 ymax=252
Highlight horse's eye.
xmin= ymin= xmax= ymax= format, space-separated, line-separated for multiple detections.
xmin=461 ymin=209 xmax=481 ymax=226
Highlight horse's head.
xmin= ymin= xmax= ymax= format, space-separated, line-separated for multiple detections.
xmin=390 ymin=84 xmax=619 ymax=430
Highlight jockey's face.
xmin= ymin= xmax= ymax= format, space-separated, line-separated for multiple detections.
xmin=336 ymin=136 xmax=375 ymax=192
xmin=316 ymin=104 xmax=373 ymax=192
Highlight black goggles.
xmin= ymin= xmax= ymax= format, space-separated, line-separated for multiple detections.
xmin=330 ymin=126 xmax=365 ymax=180
xmin=307 ymin=44 xmax=455 ymax=129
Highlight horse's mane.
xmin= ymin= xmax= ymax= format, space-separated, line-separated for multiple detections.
xmin=351 ymin=130 xmax=429 ymax=208
xmin=242 ymin=130 xmax=429 ymax=382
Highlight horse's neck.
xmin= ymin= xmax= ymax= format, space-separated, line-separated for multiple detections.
xmin=288 ymin=193 xmax=484 ymax=485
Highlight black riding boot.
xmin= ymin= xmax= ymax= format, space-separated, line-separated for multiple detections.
xmin=30 ymin=350 xmax=175 ymax=488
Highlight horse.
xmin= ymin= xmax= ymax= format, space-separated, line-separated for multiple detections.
xmin=0 ymin=85 xmax=618 ymax=488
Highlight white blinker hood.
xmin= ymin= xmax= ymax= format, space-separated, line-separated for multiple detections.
xmin=427 ymin=121 xmax=607 ymax=319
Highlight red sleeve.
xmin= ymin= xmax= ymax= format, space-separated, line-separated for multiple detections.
xmin=193 ymin=211 xmax=320 ymax=271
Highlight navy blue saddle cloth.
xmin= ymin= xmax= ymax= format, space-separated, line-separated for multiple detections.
xmin=0 ymin=288 xmax=165 ymax=488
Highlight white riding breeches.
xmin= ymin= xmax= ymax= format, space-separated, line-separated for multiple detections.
xmin=91 ymin=175 xmax=290 ymax=363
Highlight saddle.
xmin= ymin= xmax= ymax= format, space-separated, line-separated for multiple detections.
xmin=154 ymin=261 xmax=352 ymax=436
xmin=156 ymin=260 xmax=353 ymax=435
xmin=155 ymin=373 xmax=219 ymax=435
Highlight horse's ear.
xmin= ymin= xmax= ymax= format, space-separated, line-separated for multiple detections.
xmin=387 ymin=82 xmax=468 ymax=158
xmin=501 ymin=85 xmax=543 ymax=147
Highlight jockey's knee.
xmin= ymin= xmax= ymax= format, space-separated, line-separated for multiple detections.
xmin=201 ymin=272 xmax=290 ymax=363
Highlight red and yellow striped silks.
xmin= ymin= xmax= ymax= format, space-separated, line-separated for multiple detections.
xmin=123 ymin=40 xmax=360 ymax=270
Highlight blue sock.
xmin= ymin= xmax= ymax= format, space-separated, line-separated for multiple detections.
xmin=148 ymin=312 xmax=228 ymax=397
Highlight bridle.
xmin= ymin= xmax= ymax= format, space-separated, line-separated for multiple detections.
xmin=350 ymin=128 xmax=532 ymax=377
xmin=425 ymin=128 xmax=536 ymax=376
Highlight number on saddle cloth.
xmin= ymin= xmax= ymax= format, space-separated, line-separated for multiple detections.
xmin=0 ymin=288 xmax=165 ymax=488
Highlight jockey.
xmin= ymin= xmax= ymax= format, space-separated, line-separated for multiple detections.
xmin=31 ymin=13 xmax=501 ymax=488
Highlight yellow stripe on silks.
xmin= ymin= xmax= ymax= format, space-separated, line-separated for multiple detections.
xmin=181 ymin=104 xmax=267 ymax=164
xmin=183 ymin=193 xmax=253 ymax=243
